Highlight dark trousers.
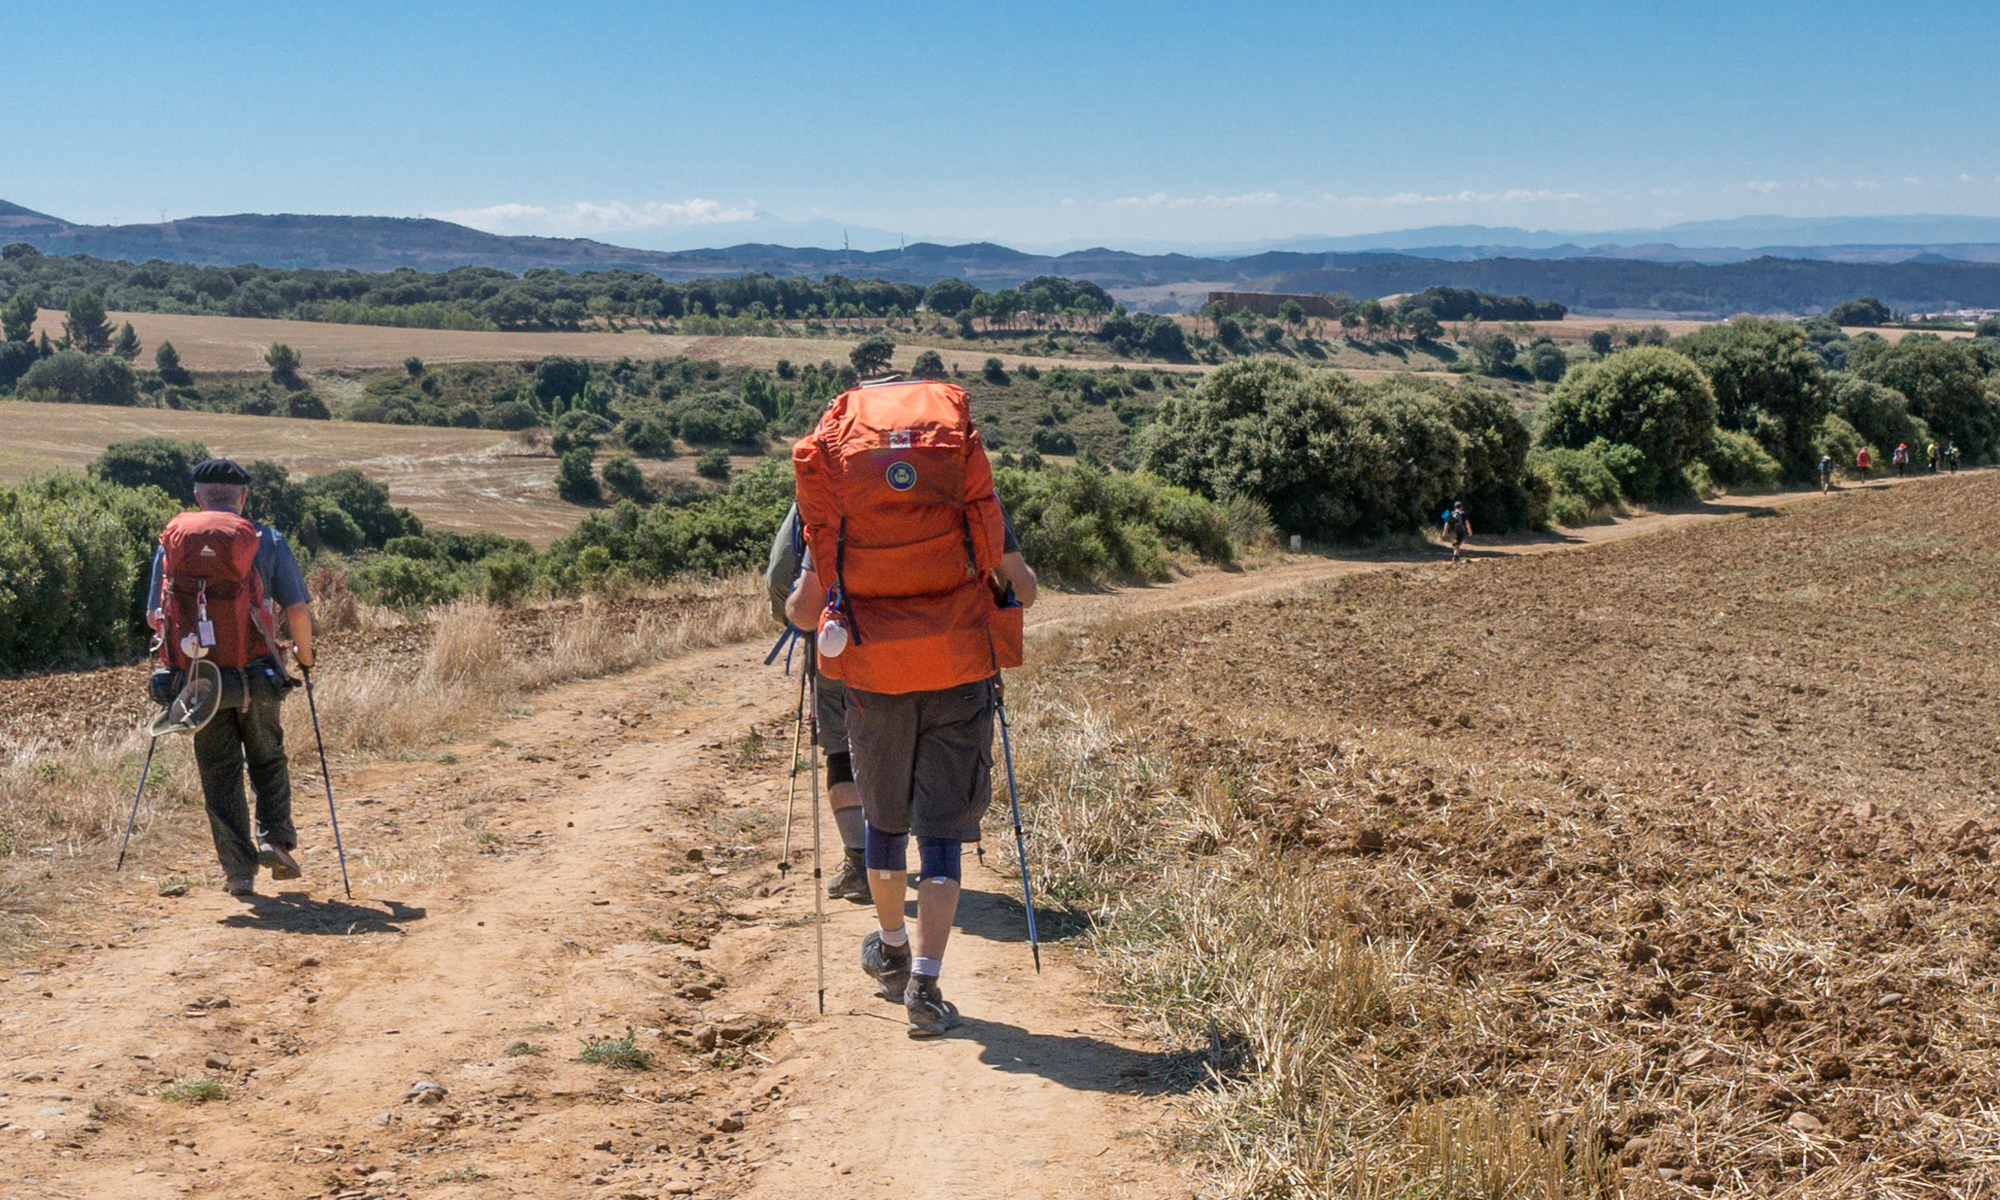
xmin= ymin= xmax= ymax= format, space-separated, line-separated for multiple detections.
xmin=193 ymin=696 xmax=296 ymax=878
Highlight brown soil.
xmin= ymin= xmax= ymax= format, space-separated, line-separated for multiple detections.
xmin=0 ymin=473 xmax=1984 ymax=1197
xmin=1030 ymin=470 xmax=2000 ymax=1192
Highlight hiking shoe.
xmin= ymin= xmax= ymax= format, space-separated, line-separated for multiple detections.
xmin=223 ymin=876 xmax=256 ymax=896
xmin=258 ymin=842 xmax=301 ymax=881
xmin=904 ymin=975 xmax=961 ymax=1038
xmin=827 ymin=850 xmax=870 ymax=903
xmin=860 ymin=930 xmax=911 ymax=1000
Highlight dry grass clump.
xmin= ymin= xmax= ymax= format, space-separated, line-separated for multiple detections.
xmin=294 ymin=579 xmax=765 ymax=754
xmin=1010 ymin=684 xmax=1620 ymax=1198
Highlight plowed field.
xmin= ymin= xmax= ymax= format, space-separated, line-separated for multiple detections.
xmin=1032 ymin=471 xmax=2000 ymax=1192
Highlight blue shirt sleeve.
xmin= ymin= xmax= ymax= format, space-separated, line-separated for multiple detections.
xmin=254 ymin=527 xmax=312 ymax=608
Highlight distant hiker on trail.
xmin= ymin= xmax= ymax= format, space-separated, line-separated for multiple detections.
xmin=1855 ymin=445 xmax=1871 ymax=478
xmin=1893 ymin=442 xmax=1909 ymax=477
xmin=1927 ymin=442 xmax=1940 ymax=472
xmin=1949 ymin=443 xmax=1962 ymax=472
xmin=1442 ymin=501 xmax=1473 ymax=562
xmin=1818 ymin=454 xmax=1835 ymax=492
xmin=766 ymin=504 xmax=870 ymax=904
xmin=146 ymin=458 xmax=314 ymax=897
xmin=788 ymin=379 xmax=1037 ymax=1037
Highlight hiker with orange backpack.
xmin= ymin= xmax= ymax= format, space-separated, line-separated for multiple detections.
xmin=1855 ymin=445 xmax=1871 ymax=479
xmin=786 ymin=379 xmax=1037 ymax=1036
xmin=144 ymin=458 xmax=316 ymax=896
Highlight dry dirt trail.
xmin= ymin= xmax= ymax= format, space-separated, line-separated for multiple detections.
xmin=0 ymin=476 xmax=1944 ymax=1200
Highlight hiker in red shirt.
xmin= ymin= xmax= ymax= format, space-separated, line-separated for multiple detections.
xmin=146 ymin=458 xmax=316 ymax=896
xmin=787 ymin=379 xmax=1037 ymax=1036
xmin=1855 ymin=446 xmax=1871 ymax=478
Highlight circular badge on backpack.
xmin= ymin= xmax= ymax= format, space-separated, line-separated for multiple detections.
xmin=886 ymin=461 xmax=917 ymax=492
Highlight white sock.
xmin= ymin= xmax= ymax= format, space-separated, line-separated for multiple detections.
xmin=912 ymin=957 xmax=942 ymax=980
xmin=878 ymin=925 xmax=908 ymax=949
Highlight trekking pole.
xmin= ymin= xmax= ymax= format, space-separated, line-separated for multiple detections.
xmin=114 ymin=737 xmax=160 ymax=872
xmin=778 ymin=666 xmax=809 ymax=879
xmin=807 ymin=673 xmax=826 ymax=1015
xmin=994 ymin=682 xmax=1041 ymax=973
xmin=299 ymin=666 xmax=352 ymax=899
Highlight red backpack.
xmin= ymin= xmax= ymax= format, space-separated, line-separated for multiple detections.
xmin=158 ymin=511 xmax=276 ymax=670
xmin=793 ymin=380 xmax=1020 ymax=694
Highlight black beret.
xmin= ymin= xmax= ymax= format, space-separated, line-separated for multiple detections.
xmin=190 ymin=458 xmax=252 ymax=486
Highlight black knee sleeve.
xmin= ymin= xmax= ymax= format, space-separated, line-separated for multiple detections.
xmin=825 ymin=750 xmax=854 ymax=787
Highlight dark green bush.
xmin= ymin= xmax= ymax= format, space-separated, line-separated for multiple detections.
xmin=0 ymin=473 xmax=181 ymax=671
xmin=299 ymin=470 xmax=419 ymax=547
xmin=1528 ymin=342 xmax=1568 ymax=382
xmin=1526 ymin=447 xmax=1623 ymax=526
xmin=695 ymin=448 xmax=731 ymax=481
xmin=1827 ymin=374 xmax=1929 ymax=457
xmin=619 ymin=414 xmax=677 ymax=458
xmin=995 ymin=464 xmax=1233 ymax=586
xmin=482 ymin=400 xmax=541 ymax=431
xmin=556 ymin=448 xmax=603 ymax=505
xmin=1538 ymin=346 xmax=1716 ymax=481
xmin=911 ymin=349 xmax=947 ymax=378
xmin=1700 ymin=428 xmax=1783 ymax=490
xmin=17 ymin=349 xmax=140 ymax=406
xmin=666 ymin=391 xmax=766 ymax=446
xmin=346 ymin=554 xmax=462 ymax=608
xmin=1674 ymin=318 xmax=1825 ymax=476
xmin=89 ymin=437 xmax=210 ymax=504
xmin=552 ymin=410 xmax=612 ymax=454
xmin=599 ymin=453 xmax=652 ymax=503
xmin=1848 ymin=336 xmax=1996 ymax=459
xmin=483 ymin=553 xmax=535 ymax=607
xmin=1140 ymin=360 xmax=1533 ymax=541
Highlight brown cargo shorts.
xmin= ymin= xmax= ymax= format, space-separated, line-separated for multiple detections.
xmin=846 ymin=677 xmax=995 ymax=842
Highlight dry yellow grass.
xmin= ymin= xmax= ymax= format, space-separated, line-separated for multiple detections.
xmin=0 ymin=580 xmax=766 ymax=947
xmin=28 ymin=309 xmax=1184 ymax=376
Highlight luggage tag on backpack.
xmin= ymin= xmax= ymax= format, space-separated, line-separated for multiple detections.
xmin=197 ymin=620 xmax=216 ymax=647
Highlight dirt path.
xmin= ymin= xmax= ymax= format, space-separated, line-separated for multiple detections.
xmin=0 ymin=475 xmax=1951 ymax=1199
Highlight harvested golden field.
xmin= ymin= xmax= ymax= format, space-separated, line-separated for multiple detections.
xmin=0 ymin=399 xmax=780 ymax=547
xmin=26 ymin=309 xmax=1190 ymax=376
xmin=1014 ymin=471 xmax=2000 ymax=1196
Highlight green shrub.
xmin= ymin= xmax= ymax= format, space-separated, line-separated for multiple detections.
xmin=1526 ymin=447 xmax=1622 ymax=527
xmin=482 ymin=400 xmax=541 ymax=431
xmin=1584 ymin=437 xmax=1662 ymax=503
xmin=1528 ymin=342 xmax=1568 ymax=382
xmin=1827 ymin=374 xmax=1929 ymax=459
xmin=0 ymin=473 xmax=180 ymax=671
xmin=1538 ymin=346 xmax=1716 ymax=478
xmin=1701 ymin=428 xmax=1783 ymax=490
xmin=1848 ymin=334 xmax=1997 ymax=458
xmin=347 ymin=554 xmax=462 ymax=608
xmin=995 ymin=464 xmax=1234 ymax=586
xmin=619 ymin=414 xmax=677 ymax=458
xmin=483 ymin=554 xmax=535 ymax=607
xmin=89 ymin=436 xmax=209 ymax=504
xmin=1812 ymin=413 xmax=1870 ymax=475
xmin=911 ymin=349 xmax=947 ymax=378
xmin=695 ymin=448 xmax=731 ymax=481
xmin=544 ymin=457 xmax=794 ymax=585
xmin=552 ymin=410 xmax=612 ymax=454
xmin=1675 ymin=318 xmax=1826 ymax=475
xmin=17 ymin=349 xmax=140 ymax=406
xmin=556 ymin=448 xmax=602 ymax=505
xmin=1141 ymin=360 xmax=1532 ymax=541
xmin=599 ymin=453 xmax=652 ymax=503
xmin=665 ymin=390 xmax=766 ymax=445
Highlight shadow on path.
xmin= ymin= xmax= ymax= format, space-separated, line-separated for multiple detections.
xmin=220 ymin=892 xmax=427 ymax=936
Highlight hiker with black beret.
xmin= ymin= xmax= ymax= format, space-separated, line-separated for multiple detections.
xmin=145 ymin=458 xmax=316 ymax=896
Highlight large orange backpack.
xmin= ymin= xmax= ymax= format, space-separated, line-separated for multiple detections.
xmin=158 ymin=511 xmax=276 ymax=670
xmin=793 ymin=380 xmax=1018 ymax=694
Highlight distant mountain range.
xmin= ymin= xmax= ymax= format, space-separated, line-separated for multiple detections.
xmin=8 ymin=200 xmax=2000 ymax=317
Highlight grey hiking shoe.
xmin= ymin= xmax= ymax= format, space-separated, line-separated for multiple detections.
xmin=860 ymin=930 xmax=911 ymax=1000
xmin=223 ymin=876 xmax=256 ymax=896
xmin=827 ymin=850 xmax=869 ymax=903
xmin=258 ymin=842 xmax=301 ymax=881
xmin=904 ymin=975 xmax=961 ymax=1038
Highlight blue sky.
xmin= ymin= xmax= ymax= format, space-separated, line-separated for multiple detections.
xmin=9 ymin=1 xmax=2000 ymax=251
